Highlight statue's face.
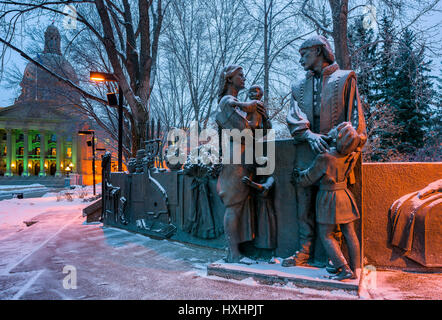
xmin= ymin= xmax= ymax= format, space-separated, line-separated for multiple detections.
xmin=248 ymin=88 xmax=263 ymax=100
xmin=299 ymin=47 xmax=320 ymax=71
xmin=229 ymin=68 xmax=245 ymax=90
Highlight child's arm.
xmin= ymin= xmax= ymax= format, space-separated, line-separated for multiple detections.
xmin=242 ymin=176 xmax=274 ymax=197
xmin=292 ymin=155 xmax=326 ymax=187
xmin=260 ymin=176 xmax=275 ymax=190
xmin=343 ymin=150 xmax=360 ymax=180
xmin=234 ymin=100 xmax=266 ymax=117
xmin=242 ymin=176 xmax=263 ymax=191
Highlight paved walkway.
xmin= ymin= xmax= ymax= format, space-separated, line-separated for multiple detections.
xmin=0 ymin=206 xmax=441 ymax=300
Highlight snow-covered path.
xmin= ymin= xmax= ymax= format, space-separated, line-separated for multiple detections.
xmin=0 ymin=192 xmax=357 ymax=300
xmin=0 ymin=214 xmax=356 ymax=300
xmin=0 ymin=191 xmax=441 ymax=300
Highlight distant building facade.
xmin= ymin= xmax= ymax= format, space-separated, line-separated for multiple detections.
xmin=0 ymin=25 xmax=115 ymax=186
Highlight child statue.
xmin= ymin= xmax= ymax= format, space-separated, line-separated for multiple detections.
xmin=244 ymin=85 xmax=269 ymax=130
xmin=242 ymin=174 xmax=277 ymax=251
xmin=292 ymin=122 xmax=362 ymax=280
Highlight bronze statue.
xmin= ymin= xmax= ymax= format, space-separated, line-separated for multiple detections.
xmin=215 ymin=65 xmax=271 ymax=262
xmin=389 ymin=179 xmax=442 ymax=267
xmin=246 ymin=85 xmax=269 ymax=130
xmin=292 ymin=123 xmax=361 ymax=280
xmin=182 ymin=146 xmax=223 ymax=240
xmin=242 ymin=174 xmax=277 ymax=251
xmin=284 ymin=35 xmax=367 ymax=267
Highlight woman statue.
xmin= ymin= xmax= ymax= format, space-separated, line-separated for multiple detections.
xmin=215 ymin=65 xmax=271 ymax=263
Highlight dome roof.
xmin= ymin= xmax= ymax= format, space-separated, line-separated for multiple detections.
xmin=16 ymin=25 xmax=80 ymax=104
xmin=44 ymin=24 xmax=61 ymax=55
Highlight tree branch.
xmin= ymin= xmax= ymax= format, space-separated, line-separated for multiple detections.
xmin=301 ymin=0 xmax=333 ymax=35
xmin=0 ymin=36 xmax=107 ymax=105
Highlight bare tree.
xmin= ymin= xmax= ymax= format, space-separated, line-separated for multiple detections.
xmin=300 ymin=0 xmax=441 ymax=70
xmin=300 ymin=0 xmax=352 ymax=68
xmin=241 ymin=0 xmax=314 ymax=104
xmin=1 ymin=0 xmax=440 ymax=149
xmin=154 ymin=0 xmax=262 ymax=130
xmin=0 ymin=0 xmax=171 ymax=160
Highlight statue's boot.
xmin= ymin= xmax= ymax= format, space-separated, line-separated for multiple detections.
xmin=330 ymin=265 xmax=355 ymax=281
xmin=281 ymin=251 xmax=310 ymax=267
xmin=326 ymin=260 xmax=339 ymax=274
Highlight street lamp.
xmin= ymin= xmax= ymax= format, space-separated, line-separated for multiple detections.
xmin=89 ymin=71 xmax=123 ymax=172
xmin=65 ymin=165 xmax=71 ymax=177
xmin=78 ymin=130 xmax=96 ymax=195
xmin=96 ymin=147 xmax=107 ymax=207
xmin=66 ymin=162 xmax=73 ymax=178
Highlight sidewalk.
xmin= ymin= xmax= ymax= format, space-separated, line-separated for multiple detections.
xmin=0 ymin=192 xmax=441 ymax=300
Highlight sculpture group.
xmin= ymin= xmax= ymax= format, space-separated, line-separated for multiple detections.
xmin=99 ymin=34 xmax=440 ymax=282
xmin=215 ymin=35 xmax=367 ymax=281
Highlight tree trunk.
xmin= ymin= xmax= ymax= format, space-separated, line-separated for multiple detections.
xmin=263 ymin=0 xmax=270 ymax=105
xmin=329 ymin=0 xmax=351 ymax=69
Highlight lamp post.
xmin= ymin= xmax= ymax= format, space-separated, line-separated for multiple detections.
xmin=65 ymin=165 xmax=71 ymax=178
xmin=89 ymin=71 xmax=123 ymax=172
xmin=96 ymin=147 xmax=107 ymax=207
xmin=78 ymin=130 xmax=96 ymax=195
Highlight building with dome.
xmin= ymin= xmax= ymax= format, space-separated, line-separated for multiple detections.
xmin=0 ymin=25 xmax=113 ymax=186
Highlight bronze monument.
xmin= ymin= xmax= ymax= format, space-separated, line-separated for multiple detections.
xmin=284 ymin=35 xmax=367 ymax=269
xmin=215 ymin=65 xmax=272 ymax=263
xmin=292 ymin=122 xmax=362 ymax=280
xmin=389 ymin=179 xmax=442 ymax=267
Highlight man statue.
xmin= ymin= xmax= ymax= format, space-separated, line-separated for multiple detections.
xmin=283 ymin=35 xmax=367 ymax=267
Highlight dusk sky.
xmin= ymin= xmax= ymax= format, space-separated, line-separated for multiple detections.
xmin=0 ymin=2 xmax=441 ymax=108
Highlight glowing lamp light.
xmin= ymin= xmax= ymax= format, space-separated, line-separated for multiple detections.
xmin=61 ymin=163 xmax=63 ymax=168
xmin=66 ymin=166 xmax=71 ymax=171
xmin=44 ymin=163 xmax=48 ymax=169
xmin=69 ymin=163 xmax=74 ymax=168
xmin=11 ymin=162 xmax=16 ymax=168
xmin=78 ymin=130 xmax=94 ymax=136
xmin=89 ymin=71 xmax=117 ymax=82
xmin=90 ymin=75 xmax=105 ymax=82
xmin=28 ymin=163 xmax=32 ymax=168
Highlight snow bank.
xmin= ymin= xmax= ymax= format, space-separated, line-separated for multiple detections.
xmin=0 ymin=185 xmax=96 ymax=227
xmin=0 ymin=184 xmax=45 ymax=191
xmin=0 ymin=184 xmax=51 ymax=202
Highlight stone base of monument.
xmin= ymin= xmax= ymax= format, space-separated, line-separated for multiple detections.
xmin=207 ymin=260 xmax=359 ymax=294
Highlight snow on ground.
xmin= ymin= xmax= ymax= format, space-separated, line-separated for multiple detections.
xmin=0 ymin=184 xmax=50 ymax=201
xmin=0 ymin=184 xmax=441 ymax=300
xmin=185 ymin=268 xmax=357 ymax=300
xmin=0 ymin=185 xmax=95 ymax=235
xmin=0 ymin=196 xmax=358 ymax=300
xmin=0 ymin=184 xmax=46 ymax=190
